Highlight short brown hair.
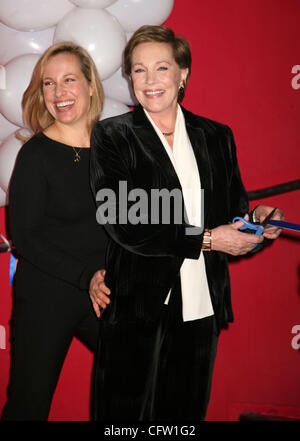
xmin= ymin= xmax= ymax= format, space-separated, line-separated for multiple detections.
xmin=124 ymin=25 xmax=191 ymax=102
xmin=22 ymin=41 xmax=104 ymax=135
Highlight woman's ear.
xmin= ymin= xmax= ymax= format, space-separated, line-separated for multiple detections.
xmin=180 ymin=68 xmax=189 ymax=85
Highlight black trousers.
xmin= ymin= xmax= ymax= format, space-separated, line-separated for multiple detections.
xmin=1 ymin=260 xmax=99 ymax=421
xmin=95 ymin=279 xmax=219 ymax=422
xmin=151 ymin=308 xmax=218 ymax=421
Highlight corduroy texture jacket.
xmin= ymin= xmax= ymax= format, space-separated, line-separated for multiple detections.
xmin=90 ymin=105 xmax=249 ymax=333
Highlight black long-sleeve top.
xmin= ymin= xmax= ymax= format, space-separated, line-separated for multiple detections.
xmin=9 ymin=132 xmax=107 ymax=290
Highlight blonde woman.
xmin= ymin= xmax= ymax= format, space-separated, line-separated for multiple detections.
xmin=2 ymin=42 xmax=110 ymax=421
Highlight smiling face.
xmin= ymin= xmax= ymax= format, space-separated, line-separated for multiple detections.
xmin=130 ymin=41 xmax=188 ymax=120
xmin=42 ymin=52 xmax=93 ymax=131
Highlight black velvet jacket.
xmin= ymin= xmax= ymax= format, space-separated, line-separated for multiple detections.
xmin=90 ymin=105 xmax=249 ymax=333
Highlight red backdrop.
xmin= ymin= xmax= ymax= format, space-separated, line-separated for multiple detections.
xmin=0 ymin=0 xmax=299 ymax=421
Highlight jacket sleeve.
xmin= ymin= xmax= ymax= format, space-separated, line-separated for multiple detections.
xmin=225 ymin=126 xmax=249 ymax=220
xmin=224 ymin=126 xmax=270 ymax=253
xmin=90 ymin=122 xmax=204 ymax=259
xmin=9 ymin=143 xmax=98 ymax=289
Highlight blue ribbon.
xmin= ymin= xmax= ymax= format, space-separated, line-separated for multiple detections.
xmin=265 ymin=219 xmax=300 ymax=232
xmin=9 ymin=253 xmax=17 ymax=285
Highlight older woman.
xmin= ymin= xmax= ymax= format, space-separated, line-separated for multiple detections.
xmin=90 ymin=25 xmax=282 ymax=421
xmin=2 ymin=42 xmax=110 ymax=421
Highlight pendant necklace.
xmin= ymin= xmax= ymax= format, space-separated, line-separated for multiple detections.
xmin=72 ymin=147 xmax=82 ymax=163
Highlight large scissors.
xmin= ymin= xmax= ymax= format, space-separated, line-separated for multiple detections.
xmin=233 ymin=208 xmax=300 ymax=234
xmin=232 ymin=208 xmax=277 ymax=237
xmin=232 ymin=208 xmax=300 ymax=249
xmin=232 ymin=208 xmax=278 ymax=250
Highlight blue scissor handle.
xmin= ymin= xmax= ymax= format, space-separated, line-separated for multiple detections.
xmin=232 ymin=217 xmax=264 ymax=236
xmin=232 ymin=217 xmax=264 ymax=250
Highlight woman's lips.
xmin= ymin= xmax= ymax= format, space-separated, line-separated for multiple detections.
xmin=144 ymin=90 xmax=164 ymax=98
xmin=55 ymin=100 xmax=75 ymax=111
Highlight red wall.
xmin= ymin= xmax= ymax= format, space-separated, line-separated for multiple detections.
xmin=0 ymin=0 xmax=299 ymax=421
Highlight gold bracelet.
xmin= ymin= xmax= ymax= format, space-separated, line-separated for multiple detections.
xmin=202 ymin=229 xmax=212 ymax=251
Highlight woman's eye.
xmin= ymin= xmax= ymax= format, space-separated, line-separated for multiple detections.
xmin=133 ymin=68 xmax=144 ymax=73
xmin=43 ymin=81 xmax=53 ymax=87
xmin=158 ymin=66 xmax=168 ymax=71
xmin=66 ymin=77 xmax=75 ymax=83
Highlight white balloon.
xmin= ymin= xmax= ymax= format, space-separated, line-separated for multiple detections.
xmin=0 ymin=131 xmax=24 ymax=192
xmin=0 ymin=184 xmax=7 ymax=207
xmin=106 ymin=0 xmax=174 ymax=32
xmin=0 ymin=113 xmax=19 ymax=143
xmin=102 ymin=67 xmax=137 ymax=106
xmin=0 ymin=22 xmax=55 ymax=65
xmin=101 ymin=97 xmax=129 ymax=120
xmin=0 ymin=65 xmax=4 ymax=90
xmin=0 ymin=54 xmax=40 ymax=128
xmin=54 ymin=8 xmax=126 ymax=80
xmin=69 ymin=0 xmax=117 ymax=7
xmin=0 ymin=0 xmax=75 ymax=32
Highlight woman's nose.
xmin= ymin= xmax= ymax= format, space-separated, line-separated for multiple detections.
xmin=145 ymin=70 xmax=156 ymax=85
xmin=54 ymin=82 xmax=66 ymax=97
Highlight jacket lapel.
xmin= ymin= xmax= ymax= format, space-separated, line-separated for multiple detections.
xmin=131 ymin=105 xmax=213 ymax=227
xmin=182 ymin=107 xmax=213 ymax=227
xmin=132 ymin=105 xmax=182 ymax=190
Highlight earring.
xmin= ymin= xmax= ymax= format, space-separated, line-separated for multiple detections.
xmin=178 ymin=82 xmax=186 ymax=102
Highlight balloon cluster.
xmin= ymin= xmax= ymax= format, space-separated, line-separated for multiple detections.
xmin=0 ymin=0 xmax=174 ymax=207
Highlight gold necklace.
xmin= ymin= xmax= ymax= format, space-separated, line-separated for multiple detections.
xmin=72 ymin=147 xmax=82 ymax=163
xmin=162 ymin=131 xmax=174 ymax=137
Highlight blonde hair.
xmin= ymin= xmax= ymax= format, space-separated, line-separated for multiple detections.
xmin=124 ymin=25 xmax=191 ymax=103
xmin=22 ymin=41 xmax=104 ymax=135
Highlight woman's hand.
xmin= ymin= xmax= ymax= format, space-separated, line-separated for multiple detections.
xmin=253 ymin=205 xmax=284 ymax=239
xmin=211 ymin=215 xmax=264 ymax=256
xmin=89 ymin=269 xmax=111 ymax=318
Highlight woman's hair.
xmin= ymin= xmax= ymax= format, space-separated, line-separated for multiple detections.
xmin=123 ymin=25 xmax=192 ymax=102
xmin=22 ymin=41 xmax=104 ymax=135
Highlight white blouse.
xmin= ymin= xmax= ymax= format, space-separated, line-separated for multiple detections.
xmin=144 ymin=105 xmax=214 ymax=322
